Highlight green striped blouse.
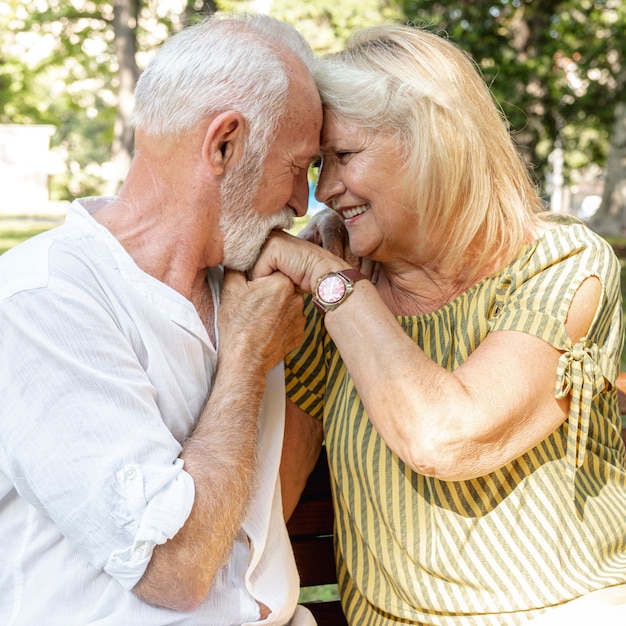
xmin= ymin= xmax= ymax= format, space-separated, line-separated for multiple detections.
xmin=285 ymin=216 xmax=626 ymax=625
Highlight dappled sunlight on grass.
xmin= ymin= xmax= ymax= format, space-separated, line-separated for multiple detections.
xmin=0 ymin=217 xmax=61 ymax=255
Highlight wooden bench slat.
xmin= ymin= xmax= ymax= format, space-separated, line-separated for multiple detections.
xmin=287 ymin=451 xmax=335 ymax=537
xmin=302 ymin=600 xmax=347 ymax=625
xmin=291 ymin=535 xmax=336 ymax=587
xmin=286 ymin=498 xmax=334 ymax=537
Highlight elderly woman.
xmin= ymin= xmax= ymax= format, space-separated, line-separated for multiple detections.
xmin=259 ymin=24 xmax=626 ymax=625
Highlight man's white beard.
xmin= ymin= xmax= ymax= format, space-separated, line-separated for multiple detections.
xmin=219 ymin=159 xmax=294 ymax=272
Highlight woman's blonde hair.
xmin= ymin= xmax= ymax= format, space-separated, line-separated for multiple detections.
xmin=314 ymin=24 xmax=547 ymax=277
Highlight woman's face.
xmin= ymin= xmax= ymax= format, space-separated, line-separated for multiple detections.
xmin=315 ymin=111 xmax=419 ymax=263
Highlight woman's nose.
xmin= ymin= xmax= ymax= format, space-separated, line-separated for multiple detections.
xmin=314 ymin=166 xmax=342 ymax=205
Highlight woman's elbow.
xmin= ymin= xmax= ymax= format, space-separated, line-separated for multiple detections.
xmin=402 ymin=433 xmax=481 ymax=481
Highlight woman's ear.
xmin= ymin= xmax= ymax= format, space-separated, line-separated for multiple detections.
xmin=203 ymin=111 xmax=245 ymax=175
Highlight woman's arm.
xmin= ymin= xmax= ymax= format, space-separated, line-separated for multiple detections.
xmin=253 ymin=231 xmax=602 ymax=481
xmin=280 ymin=399 xmax=324 ymax=522
xmin=316 ymin=274 xmax=601 ymax=481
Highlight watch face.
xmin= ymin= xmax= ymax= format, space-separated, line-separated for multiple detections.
xmin=318 ymin=275 xmax=346 ymax=304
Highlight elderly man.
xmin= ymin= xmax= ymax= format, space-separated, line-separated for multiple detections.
xmin=0 ymin=13 xmax=322 ymax=626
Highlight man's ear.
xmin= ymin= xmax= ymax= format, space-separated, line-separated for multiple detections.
xmin=203 ymin=111 xmax=245 ymax=175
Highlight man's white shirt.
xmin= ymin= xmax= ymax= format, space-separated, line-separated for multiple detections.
xmin=0 ymin=198 xmax=310 ymax=625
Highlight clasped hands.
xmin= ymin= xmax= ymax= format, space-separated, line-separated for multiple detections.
xmin=251 ymin=209 xmax=377 ymax=292
xmin=219 ymin=211 xmax=373 ymax=375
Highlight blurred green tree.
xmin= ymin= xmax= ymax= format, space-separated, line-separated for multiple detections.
xmin=1 ymin=0 xmax=624 ymax=234
xmin=398 ymin=0 xmax=626 ymax=233
xmin=0 ymin=0 xmax=202 ymax=199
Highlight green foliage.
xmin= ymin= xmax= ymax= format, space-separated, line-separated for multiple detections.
xmin=397 ymin=0 xmax=626 ymax=185
xmin=299 ymin=583 xmax=340 ymax=603
xmin=0 ymin=1 xmax=117 ymax=200
xmin=223 ymin=0 xmax=401 ymax=53
xmin=0 ymin=0 xmax=188 ymax=201
xmin=280 ymin=0 xmax=401 ymax=52
xmin=2 ymin=0 xmax=626 ymax=204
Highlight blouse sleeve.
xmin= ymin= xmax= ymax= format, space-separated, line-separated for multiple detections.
xmin=488 ymin=224 xmax=623 ymax=489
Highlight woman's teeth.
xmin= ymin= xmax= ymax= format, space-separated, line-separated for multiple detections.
xmin=343 ymin=205 xmax=368 ymax=219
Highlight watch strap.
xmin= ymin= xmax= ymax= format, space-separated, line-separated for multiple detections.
xmin=336 ymin=268 xmax=367 ymax=283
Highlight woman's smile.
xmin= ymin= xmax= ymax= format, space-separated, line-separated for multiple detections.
xmin=339 ymin=204 xmax=370 ymax=222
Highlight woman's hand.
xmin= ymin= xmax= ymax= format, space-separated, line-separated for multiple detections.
xmin=251 ymin=230 xmax=344 ymax=293
xmin=298 ymin=210 xmax=379 ymax=282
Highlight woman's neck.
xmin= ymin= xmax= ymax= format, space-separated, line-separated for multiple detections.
xmin=375 ymin=261 xmax=492 ymax=316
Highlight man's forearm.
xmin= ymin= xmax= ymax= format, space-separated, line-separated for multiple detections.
xmin=133 ymin=364 xmax=266 ymax=611
xmin=133 ymin=268 xmax=305 ymax=610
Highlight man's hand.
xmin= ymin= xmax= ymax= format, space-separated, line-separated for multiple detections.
xmin=134 ymin=270 xmax=307 ymax=611
xmin=219 ymin=269 xmax=305 ymax=374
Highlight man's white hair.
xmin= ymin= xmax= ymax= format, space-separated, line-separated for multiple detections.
xmin=132 ymin=13 xmax=315 ymax=158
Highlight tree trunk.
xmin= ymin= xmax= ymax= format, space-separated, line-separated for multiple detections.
xmin=590 ymin=101 xmax=626 ymax=237
xmin=106 ymin=0 xmax=140 ymax=195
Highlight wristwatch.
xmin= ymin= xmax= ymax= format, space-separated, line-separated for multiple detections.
xmin=312 ymin=269 xmax=367 ymax=313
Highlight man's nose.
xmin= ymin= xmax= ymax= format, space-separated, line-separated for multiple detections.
xmin=292 ymin=170 xmax=310 ymax=218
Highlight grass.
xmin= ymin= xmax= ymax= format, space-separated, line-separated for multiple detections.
xmin=0 ymin=217 xmax=62 ymax=255
xmin=299 ymin=584 xmax=341 ymax=603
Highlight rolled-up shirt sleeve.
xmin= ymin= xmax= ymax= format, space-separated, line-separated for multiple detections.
xmin=0 ymin=256 xmax=210 ymax=590
xmin=105 ymin=460 xmax=194 ymax=589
